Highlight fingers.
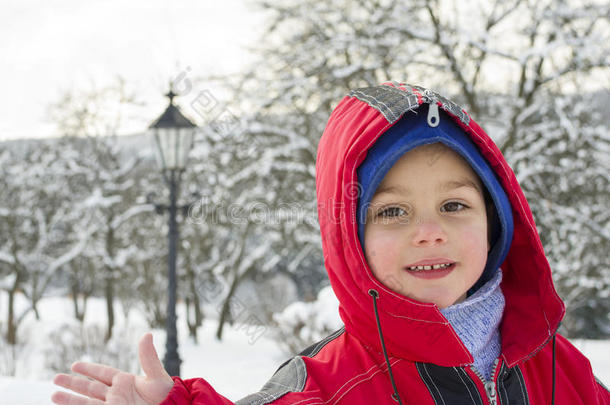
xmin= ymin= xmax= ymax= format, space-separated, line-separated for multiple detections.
xmin=51 ymin=390 xmax=105 ymax=405
xmin=71 ymin=361 xmax=121 ymax=386
xmin=54 ymin=373 xmax=108 ymax=400
xmin=138 ymin=333 xmax=170 ymax=380
xmin=51 ymin=362 xmax=118 ymax=404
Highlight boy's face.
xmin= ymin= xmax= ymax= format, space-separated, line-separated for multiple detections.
xmin=363 ymin=143 xmax=489 ymax=309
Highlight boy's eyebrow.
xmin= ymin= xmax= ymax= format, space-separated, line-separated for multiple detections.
xmin=374 ymin=178 xmax=482 ymax=196
xmin=439 ymin=179 xmax=482 ymax=193
xmin=375 ymin=184 xmax=410 ymax=196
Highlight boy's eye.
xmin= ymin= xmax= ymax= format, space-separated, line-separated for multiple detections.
xmin=441 ymin=201 xmax=468 ymax=212
xmin=378 ymin=206 xmax=408 ymax=218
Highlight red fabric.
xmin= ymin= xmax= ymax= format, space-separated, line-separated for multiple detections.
xmin=519 ymin=335 xmax=609 ymax=405
xmin=159 ymin=83 xmax=609 ymax=404
xmin=159 ymin=377 xmax=232 ymax=405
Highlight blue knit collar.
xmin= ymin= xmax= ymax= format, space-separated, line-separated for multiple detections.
xmin=440 ymin=270 xmax=505 ymax=380
xmin=443 ymin=269 xmax=504 ymax=313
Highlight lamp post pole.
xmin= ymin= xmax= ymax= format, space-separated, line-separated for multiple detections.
xmin=165 ymin=169 xmax=181 ymax=376
xmin=148 ymin=88 xmax=197 ymax=377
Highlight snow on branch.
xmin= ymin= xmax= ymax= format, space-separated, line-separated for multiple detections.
xmin=0 ymin=250 xmax=15 ymax=265
xmin=110 ymin=204 xmax=154 ymax=230
xmin=46 ymin=224 xmax=95 ymax=274
xmin=82 ymin=188 xmax=122 ymax=209
xmin=465 ymin=39 xmax=520 ymax=62
xmin=545 ymin=201 xmax=610 ymax=242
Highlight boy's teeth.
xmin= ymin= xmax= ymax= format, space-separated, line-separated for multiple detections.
xmin=407 ymin=263 xmax=452 ymax=271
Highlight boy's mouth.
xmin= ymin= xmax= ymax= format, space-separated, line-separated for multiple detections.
xmin=404 ymin=260 xmax=457 ymax=278
xmin=406 ymin=262 xmax=454 ymax=271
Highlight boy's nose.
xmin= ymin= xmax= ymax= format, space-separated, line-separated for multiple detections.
xmin=411 ymin=217 xmax=447 ymax=246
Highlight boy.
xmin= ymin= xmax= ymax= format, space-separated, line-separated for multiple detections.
xmin=52 ymin=83 xmax=609 ymax=404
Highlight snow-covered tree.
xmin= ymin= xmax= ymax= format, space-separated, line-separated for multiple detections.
xmin=217 ymin=0 xmax=609 ymax=337
xmin=0 ymin=140 xmax=88 ymax=344
xmin=47 ymin=81 xmax=153 ymax=341
xmin=512 ymin=91 xmax=610 ymax=337
xmin=272 ymin=286 xmax=341 ymax=355
xmin=182 ymin=125 xmax=284 ymax=340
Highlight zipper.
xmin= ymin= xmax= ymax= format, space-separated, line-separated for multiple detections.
xmin=423 ymin=89 xmax=440 ymax=127
xmin=470 ymin=358 xmax=500 ymax=405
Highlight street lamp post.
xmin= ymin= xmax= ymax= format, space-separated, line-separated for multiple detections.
xmin=148 ymin=88 xmax=197 ymax=377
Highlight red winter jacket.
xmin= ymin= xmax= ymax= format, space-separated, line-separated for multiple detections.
xmin=160 ymin=83 xmax=609 ymax=405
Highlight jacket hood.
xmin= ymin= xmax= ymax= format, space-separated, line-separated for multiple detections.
xmin=315 ymin=82 xmax=565 ymax=368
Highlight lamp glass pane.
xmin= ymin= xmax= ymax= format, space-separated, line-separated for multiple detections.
xmin=151 ymin=126 xmax=194 ymax=170
xmin=177 ymin=128 xmax=194 ymax=169
xmin=152 ymin=128 xmax=166 ymax=170
xmin=167 ymin=128 xmax=176 ymax=170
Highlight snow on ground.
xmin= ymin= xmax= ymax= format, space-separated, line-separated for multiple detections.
xmin=0 ymin=294 xmax=608 ymax=404
xmin=0 ymin=294 xmax=286 ymax=404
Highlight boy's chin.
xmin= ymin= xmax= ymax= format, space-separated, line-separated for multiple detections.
xmin=446 ymin=292 xmax=468 ymax=307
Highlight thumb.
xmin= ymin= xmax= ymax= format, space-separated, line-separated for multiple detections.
xmin=138 ymin=333 xmax=170 ymax=380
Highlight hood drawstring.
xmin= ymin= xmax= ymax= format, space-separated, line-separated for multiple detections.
xmin=551 ymin=332 xmax=557 ymax=405
xmin=369 ymin=289 xmax=404 ymax=404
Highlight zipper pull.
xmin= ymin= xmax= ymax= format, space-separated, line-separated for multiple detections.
xmin=485 ymin=381 xmax=497 ymax=405
xmin=423 ymin=89 xmax=440 ymax=127
xmin=427 ymin=102 xmax=440 ymax=127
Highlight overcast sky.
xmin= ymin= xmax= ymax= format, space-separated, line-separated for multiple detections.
xmin=0 ymin=0 xmax=266 ymax=141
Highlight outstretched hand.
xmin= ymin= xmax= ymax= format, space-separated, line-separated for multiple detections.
xmin=52 ymin=333 xmax=174 ymax=405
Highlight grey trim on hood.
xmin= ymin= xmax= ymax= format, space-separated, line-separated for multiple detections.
xmin=348 ymin=83 xmax=471 ymax=126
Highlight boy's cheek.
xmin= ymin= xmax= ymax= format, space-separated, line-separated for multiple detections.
xmin=377 ymin=273 xmax=406 ymax=293
xmin=458 ymin=223 xmax=488 ymax=246
xmin=365 ymin=250 xmax=395 ymax=282
xmin=365 ymin=248 xmax=386 ymax=271
xmin=364 ymin=226 xmax=402 ymax=246
xmin=461 ymin=231 xmax=488 ymax=253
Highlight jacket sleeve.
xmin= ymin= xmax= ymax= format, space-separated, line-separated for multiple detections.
xmin=159 ymin=377 xmax=234 ymax=405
